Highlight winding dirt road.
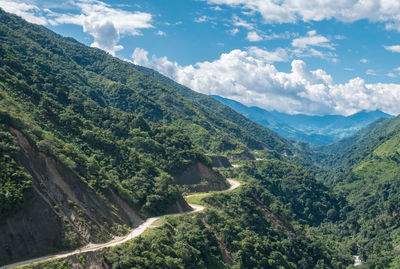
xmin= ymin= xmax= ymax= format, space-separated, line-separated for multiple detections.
xmin=1 ymin=179 xmax=241 ymax=269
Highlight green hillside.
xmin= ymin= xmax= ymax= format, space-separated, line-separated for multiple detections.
xmin=0 ymin=9 xmax=355 ymax=268
xmin=317 ymin=115 xmax=400 ymax=267
xmin=0 ymin=9 xmax=218 ymax=264
xmin=133 ymin=65 xmax=295 ymax=154
xmin=5 ymin=7 xmax=400 ymax=269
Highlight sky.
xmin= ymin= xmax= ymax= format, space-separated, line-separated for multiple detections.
xmin=1 ymin=0 xmax=400 ymax=116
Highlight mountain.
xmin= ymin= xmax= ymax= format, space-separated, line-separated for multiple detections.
xmin=0 ymin=9 xmax=236 ymax=265
xmin=212 ymin=95 xmax=393 ymax=145
xmin=315 ymin=115 xmax=400 ymax=267
xmin=0 ymin=10 xmax=353 ymax=268
xmin=6 ymin=7 xmax=400 ymax=269
xmin=131 ymin=65 xmax=296 ymax=155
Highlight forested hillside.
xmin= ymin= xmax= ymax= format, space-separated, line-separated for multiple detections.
xmin=0 ymin=9 xmax=219 ymax=265
xmin=0 ymin=8 xmax=296 ymax=156
xmin=3 ymin=7 xmax=400 ymax=269
xmin=307 ymin=115 xmax=400 ymax=267
xmin=133 ymin=65 xmax=295 ymax=154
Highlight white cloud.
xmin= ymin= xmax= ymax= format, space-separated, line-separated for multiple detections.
xmin=205 ymin=0 xmax=400 ymax=31
xmin=247 ymin=31 xmax=262 ymax=42
xmin=292 ymin=30 xmax=332 ymax=49
xmin=387 ymin=67 xmax=400 ymax=77
xmin=156 ymin=30 xmax=166 ymax=36
xmin=360 ymin=58 xmax=368 ymax=63
xmin=0 ymin=0 xmax=48 ymax=25
xmin=291 ymin=31 xmax=335 ymax=60
xmin=384 ymin=45 xmax=400 ymax=53
xmin=132 ymin=47 xmax=400 ymax=116
xmin=0 ymin=0 xmax=154 ymax=55
xmin=264 ymin=31 xmax=293 ymax=40
xmin=211 ymin=6 xmax=222 ymax=11
xmin=194 ymin=15 xmax=214 ymax=23
xmin=165 ymin=21 xmax=182 ymax=26
xmin=41 ymin=0 xmax=153 ymax=56
xmin=232 ymin=14 xmax=254 ymax=29
xmin=247 ymin=47 xmax=289 ymax=63
xmin=5 ymin=0 xmax=153 ymax=55
xmin=230 ymin=28 xmax=239 ymax=35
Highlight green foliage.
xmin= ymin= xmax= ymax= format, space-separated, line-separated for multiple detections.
xmin=316 ymin=115 xmax=400 ymax=267
xmin=105 ymin=182 xmax=351 ymax=269
xmin=238 ymin=160 xmax=343 ymax=226
xmin=106 ymin=216 xmax=227 ymax=269
xmin=0 ymin=9 xmax=212 ymax=217
xmin=0 ymin=124 xmax=31 ymax=218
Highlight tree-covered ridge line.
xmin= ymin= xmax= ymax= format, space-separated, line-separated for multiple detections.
xmin=3 ymin=7 xmax=400 ymax=268
xmin=0 ymin=8 xmax=234 ymax=264
xmin=0 ymin=8 xmax=297 ymax=156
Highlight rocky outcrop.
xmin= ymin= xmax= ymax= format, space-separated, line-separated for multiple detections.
xmin=209 ymin=156 xmax=232 ymax=168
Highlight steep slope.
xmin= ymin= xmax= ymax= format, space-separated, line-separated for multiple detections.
xmin=321 ymin=115 xmax=400 ymax=267
xmin=0 ymin=9 xmax=295 ymax=156
xmin=132 ymin=65 xmax=295 ymax=154
xmin=320 ymin=118 xmax=390 ymax=156
xmin=322 ymin=116 xmax=400 ymax=168
xmin=0 ymin=9 xmax=227 ymax=265
xmin=22 ymin=162 xmax=352 ymax=269
xmin=212 ymin=95 xmax=393 ymax=145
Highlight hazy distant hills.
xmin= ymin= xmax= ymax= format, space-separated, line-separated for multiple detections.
xmin=212 ymin=95 xmax=393 ymax=145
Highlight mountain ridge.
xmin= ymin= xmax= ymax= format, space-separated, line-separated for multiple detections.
xmin=212 ymin=95 xmax=393 ymax=145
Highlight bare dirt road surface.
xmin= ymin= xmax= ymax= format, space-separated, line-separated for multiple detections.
xmin=1 ymin=179 xmax=241 ymax=269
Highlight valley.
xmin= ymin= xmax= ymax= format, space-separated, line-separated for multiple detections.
xmin=1 ymin=8 xmax=400 ymax=269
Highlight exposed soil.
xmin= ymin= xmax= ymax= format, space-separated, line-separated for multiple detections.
xmin=209 ymin=156 xmax=232 ymax=168
xmin=227 ymin=150 xmax=255 ymax=161
xmin=0 ymin=129 xmax=142 ymax=266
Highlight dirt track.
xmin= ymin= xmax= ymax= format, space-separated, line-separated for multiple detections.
xmin=1 ymin=179 xmax=241 ymax=269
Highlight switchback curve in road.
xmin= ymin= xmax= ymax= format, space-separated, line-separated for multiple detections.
xmin=1 ymin=179 xmax=241 ymax=269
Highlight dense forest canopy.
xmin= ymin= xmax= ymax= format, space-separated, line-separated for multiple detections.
xmin=2 ymin=8 xmax=400 ymax=269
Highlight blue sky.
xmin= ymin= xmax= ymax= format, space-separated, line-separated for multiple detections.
xmin=1 ymin=0 xmax=400 ymax=116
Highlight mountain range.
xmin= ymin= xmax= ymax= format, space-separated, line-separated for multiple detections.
xmin=2 ymin=8 xmax=400 ymax=269
xmin=212 ymin=95 xmax=393 ymax=145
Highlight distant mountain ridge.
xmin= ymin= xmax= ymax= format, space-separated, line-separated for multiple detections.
xmin=212 ymin=95 xmax=393 ymax=145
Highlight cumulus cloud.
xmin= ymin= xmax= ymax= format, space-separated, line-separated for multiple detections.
xmin=0 ymin=0 xmax=48 ymax=25
xmin=205 ymin=0 xmax=400 ymax=30
xmin=1 ymin=0 xmax=154 ymax=56
xmin=48 ymin=1 xmax=153 ymax=55
xmin=360 ymin=58 xmax=368 ymax=63
xmin=247 ymin=31 xmax=262 ymax=41
xmin=132 ymin=47 xmax=400 ymax=116
xmin=384 ymin=45 xmax=400 ymax=53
